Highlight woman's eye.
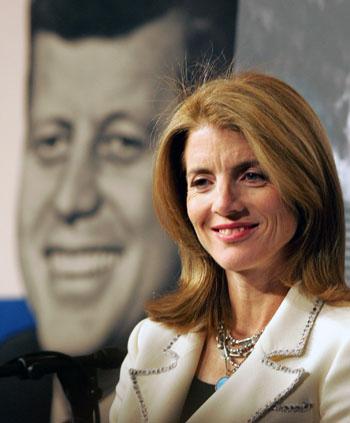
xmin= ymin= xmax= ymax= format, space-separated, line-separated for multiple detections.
xmin=241 ymin=171 xmax=267 ymax=185
xmin=96 ymin=135 xmax=145 ymax=163
xmin=190 ymin=178 xmax=210 ymax=189
xmin=31 ymin=133 xmax=69 ymax=165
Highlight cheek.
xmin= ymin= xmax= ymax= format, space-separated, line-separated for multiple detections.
xmin=186 ymin=195 xmax=202 ymax=229
xmin=282 ymin=209 xmax=298 ymax=240
xmin=99 ymin=155 xmax=156 ymax=225
xmin=19 ymin=155 xmax=61 ymax=228
xmin=267 ymin=201 xmax=297 ymax=241
xmin=255 ymin=189 xmax=297 ymax=239
xmin=186 ymin=195 xmax=211 ymax=249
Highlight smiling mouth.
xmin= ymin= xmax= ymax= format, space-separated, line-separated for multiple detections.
xmin=212 ymin=223 xmax=259 ymax=241
xmin=44 ymin=246 xmax=123 ymax=278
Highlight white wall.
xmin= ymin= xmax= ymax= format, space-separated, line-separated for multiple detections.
xmin=0 ymin=1 xmax=27 ymax=297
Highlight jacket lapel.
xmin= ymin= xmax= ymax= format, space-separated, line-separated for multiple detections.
xmin=127 ymin=284 xmax=323 ymax=422
xmin=189 ymin=284 xmax=323 ymax=422
xmin=127 ymin=328 xmax=205 ymax=422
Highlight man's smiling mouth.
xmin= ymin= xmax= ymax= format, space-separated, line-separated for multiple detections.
xmin=44 ymin=246 xmax=123 ymax=278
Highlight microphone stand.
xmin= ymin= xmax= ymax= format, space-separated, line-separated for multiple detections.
xmin=55 ymin=355 xmax=101 ymax=423
xmin=0 ymin=348 xmax=125 ymax=423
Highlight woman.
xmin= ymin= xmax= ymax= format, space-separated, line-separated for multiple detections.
xmin=110 ymin=71 xmax=350 ymax=422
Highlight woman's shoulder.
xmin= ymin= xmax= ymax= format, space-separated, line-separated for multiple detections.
xmin=317 ymin=301 xmax=350 ymax=340
xmin=133 ymin=317 xmax=177 ymax=336
xmin=127 ymin=318 xmax=179 ymax=354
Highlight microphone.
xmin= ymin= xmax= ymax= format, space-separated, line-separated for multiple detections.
xmin=0 ymin=347 xmax=125 ymax=379
xmin=75 ymin=347 xmax=125 ymax=369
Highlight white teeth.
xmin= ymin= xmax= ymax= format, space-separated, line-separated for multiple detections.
xmin=219 ymin=229 xmax=233 ymax=235
xmin=218 ymin=227 xmax=246 ymax=235
xmin=48 ymin=251 xmax=118 ymax=277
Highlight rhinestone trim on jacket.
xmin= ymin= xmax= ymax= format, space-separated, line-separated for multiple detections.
xmin=247 ymin=298 xmax=323 ymax=422
xmin=129 ymin=334 xmax=180 ymax=422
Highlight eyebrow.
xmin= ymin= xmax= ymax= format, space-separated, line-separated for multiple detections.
xmin=98 ymin=111 xmax=149 ymax=144
xmin=186 ymin=160 xmax=261 ymax=178
xmin=31 ymin=117 xmax=71 ymax=129
xmin=99 ymin=111 xmax=131 ymax=129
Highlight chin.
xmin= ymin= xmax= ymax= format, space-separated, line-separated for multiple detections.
xmin=212 ymin=253 xmax=252 ymax=273
xmin=38 ymin=318 xmax=112 ymax=355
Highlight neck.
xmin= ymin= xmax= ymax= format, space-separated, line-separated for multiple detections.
xmin=225 ymin=269 xmax=289 ymax=338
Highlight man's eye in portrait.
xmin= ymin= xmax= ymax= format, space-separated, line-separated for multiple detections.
xmin=96 ymin=133 xmax=145 ymax=164
xmin=31 ymin=131 xmax=70 ymax=165
xmin=95 ymin=114 xmax=148 ymax=164
xmin=30 ymin=120 xmax=71 ymax=165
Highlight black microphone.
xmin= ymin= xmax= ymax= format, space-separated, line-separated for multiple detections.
xmin=0 ymin=347 xmax=125 ymax=379
xmin=75 ymin=347 xmax=125 ymax=369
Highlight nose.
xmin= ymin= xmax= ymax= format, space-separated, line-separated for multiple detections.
xmin=211 ymin=178 xmax=243 ymax=217
xmin=53 ymin=142 xmax=102 ymax=225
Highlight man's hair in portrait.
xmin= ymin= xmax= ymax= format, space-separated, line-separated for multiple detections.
xmin=31 ymin=0 xmax=181 ymax=38
xmin=30 ymin=0 xmax=238 ymax=63
xmin=28 ymin=0 xmax=238 ymax=107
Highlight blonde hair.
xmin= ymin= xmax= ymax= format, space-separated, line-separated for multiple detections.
xmin=147 ymin=71 xmax=348 ymax=334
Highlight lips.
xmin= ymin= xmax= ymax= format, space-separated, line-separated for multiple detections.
xmin=44 ymin=246 xmax=123 ymax=278
xmin=212 ymin=222 xmax=259 ymax=242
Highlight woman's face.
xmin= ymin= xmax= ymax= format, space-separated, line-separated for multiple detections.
xmin=184 ymin=125 xmax=297 ymax=276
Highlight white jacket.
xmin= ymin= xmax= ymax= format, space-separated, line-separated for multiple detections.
xmin=110 ymin=284 xmax=350 ymax=422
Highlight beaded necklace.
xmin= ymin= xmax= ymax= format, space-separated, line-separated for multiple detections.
xmin=215 ymin=321 xmax=264 ymax=390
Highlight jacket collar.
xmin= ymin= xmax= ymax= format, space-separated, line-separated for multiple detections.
xmin=128 ymin=284 xmax=323 ymax=422
xmin=189 ymin=284 xmax=323 ymax=422
xmin=125 ymin=329 xmax=205 ymax=422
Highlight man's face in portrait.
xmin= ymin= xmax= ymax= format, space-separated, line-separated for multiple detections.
xmin=18 ymin=10 xmax=185 ymax=355
xmin=344 ymin=105 xmax=350 ymax=157
xmin=335 ymin=76 xmax=350 ymax=202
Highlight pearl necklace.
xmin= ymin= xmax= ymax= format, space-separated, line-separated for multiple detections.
xmin=215 ymin=321 xmax=264 ymax=390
